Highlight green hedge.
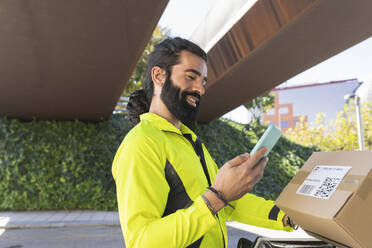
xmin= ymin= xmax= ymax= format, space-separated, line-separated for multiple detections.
xmin=0 ymin=114 xmax=318 ymax=210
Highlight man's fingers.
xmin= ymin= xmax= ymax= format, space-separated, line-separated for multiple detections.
xmin=230 ymin=148 xmax=267 ymax=168
xmin=249 ymin=147 xmax=268 ymax=166
xmin=252 ymin=156 xmax=268 ymax=172
xmin=227 ymin=153 xmax=250 ymax=167
xmin=253 ymin=157 xmax=267 ymax=175
xmin=248 ymin=159 xmax=267 ymax=187
xmin=256 ymin=147 xmax=268 ymax=158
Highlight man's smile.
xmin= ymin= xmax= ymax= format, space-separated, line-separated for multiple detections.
xmin=185 ymin=95 xmax=199 ymax=107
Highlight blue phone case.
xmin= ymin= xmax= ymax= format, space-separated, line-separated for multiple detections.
xmin=250 ymin=124 xmax=282 ymax=158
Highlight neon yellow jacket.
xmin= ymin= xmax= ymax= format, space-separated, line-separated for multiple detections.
xmin=112 ymin=113 xmax=291 ymax=248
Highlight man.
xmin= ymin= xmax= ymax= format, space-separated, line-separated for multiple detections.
xmin=112 ymin=37 xmax=294 ymax=248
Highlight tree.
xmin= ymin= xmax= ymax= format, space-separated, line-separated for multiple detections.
xmin=122 ymin=26 xmax=169 ymax=97
xmin=243 ymin=92 xmax=275 ymax=123
xmin=284 ymin=100 xmax=372 ymax=151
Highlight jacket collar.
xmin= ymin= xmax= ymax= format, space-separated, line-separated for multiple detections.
xmin=140 ymin=112 xmax=197 ymax=139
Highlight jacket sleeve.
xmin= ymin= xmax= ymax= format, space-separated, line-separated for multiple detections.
xmin=112 ymin=132 xmax=218 ymax=248
xmin=224 ymin=193 xmax=292 ymax=232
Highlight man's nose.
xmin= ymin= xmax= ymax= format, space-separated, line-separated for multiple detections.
xmin=192 ymin=77 xmax=205 ymax=96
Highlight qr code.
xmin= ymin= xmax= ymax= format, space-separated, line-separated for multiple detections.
xmin=314 ymin=177 xmax=340 ymax=198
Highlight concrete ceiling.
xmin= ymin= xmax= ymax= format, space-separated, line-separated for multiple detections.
xmin=197 ymin=0 xmax=372 ymax=123
xmin=1 ymin=0 xmax=371 ymax=123
xmin=0 ymin=0 xmax=168 ymax=120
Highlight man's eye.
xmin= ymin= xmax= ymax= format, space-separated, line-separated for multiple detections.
xmin=187 ymin=75 xmax=195 ymax=80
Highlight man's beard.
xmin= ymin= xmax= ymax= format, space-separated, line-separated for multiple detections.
xmin=160 ymin=76 xmax=201 ymax=128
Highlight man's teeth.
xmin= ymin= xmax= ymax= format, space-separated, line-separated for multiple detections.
xmin=187 ymin=96 xmax=197 ymax=103
xmin=186 ymin=96 xmax=198 ymax=106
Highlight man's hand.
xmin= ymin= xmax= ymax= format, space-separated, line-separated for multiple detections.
xmin=211 ymin=147 xmax=268 ymax=203
xmin=283 ymin=214 xmax=298 ymax=229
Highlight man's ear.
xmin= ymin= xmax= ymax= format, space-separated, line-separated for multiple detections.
xmin=151 ymin=66 xmax=167 ymax=88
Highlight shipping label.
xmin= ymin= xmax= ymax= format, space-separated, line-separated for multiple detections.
xmin=296 ymin=165 xmax=352 ymax=199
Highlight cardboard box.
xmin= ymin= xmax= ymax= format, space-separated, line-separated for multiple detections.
xmin=275 ymin=151 xmax=372 ymax=248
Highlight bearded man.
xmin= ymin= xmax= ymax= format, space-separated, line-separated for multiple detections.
xmin=112 ymin=37 xmax=294 ymax=248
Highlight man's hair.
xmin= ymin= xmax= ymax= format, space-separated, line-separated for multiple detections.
xmin=127 ymin=37 xmax=207 ymax=125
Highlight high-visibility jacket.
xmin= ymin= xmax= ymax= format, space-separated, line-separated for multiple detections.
xmin=112 ymin=113 xmax=292 ymax=248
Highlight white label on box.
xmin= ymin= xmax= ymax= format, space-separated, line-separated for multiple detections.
xmin=296 ymin=165 xmax=352 ymax=199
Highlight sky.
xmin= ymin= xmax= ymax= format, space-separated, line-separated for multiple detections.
xmin=158 ymin=0 xmax=372 ymax=123
xmin=158 ymin=0 xmax=216 ymax=38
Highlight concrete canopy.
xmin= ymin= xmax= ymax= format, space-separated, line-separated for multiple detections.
xmin=196 ymin=0 xmax=372 ymax=123
xmin=0 ymin=0 xmax=168 ymax=120
xmin=1 ymin=0 xmax=371 ymax=123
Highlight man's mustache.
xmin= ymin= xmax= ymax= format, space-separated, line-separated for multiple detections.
xmin=182 ymin=91 xmax=201 ymax=101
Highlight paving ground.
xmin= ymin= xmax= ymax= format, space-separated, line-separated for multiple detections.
xmin=0 ymin=211 xmax=316 ymax=248
xmin=0 ymin=226 xmax=123 ymax=248
xmin=0 ymin=225 xmax=257 ymax=248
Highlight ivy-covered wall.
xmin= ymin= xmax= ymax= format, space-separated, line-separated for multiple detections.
xmin=0 ymin=114 xmax=318 ymax=210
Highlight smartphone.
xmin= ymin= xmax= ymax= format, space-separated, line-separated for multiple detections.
xmin=250 ymin=124 xmax=282 ymax=158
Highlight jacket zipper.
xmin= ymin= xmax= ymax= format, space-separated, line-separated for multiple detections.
xmin=181 ymin=133 xmax=226 ymax=248
xmin=162 ymin=130 xmax=227 ymax=248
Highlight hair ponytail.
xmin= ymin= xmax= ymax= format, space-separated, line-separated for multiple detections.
xmin=127 ymin=89 xmax=150 ymax=126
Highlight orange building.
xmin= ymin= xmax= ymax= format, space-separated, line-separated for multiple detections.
xmin=263 ymin=79 xmax=362 ymax=132
xmin=264 ymin=91 xmax=307 ymax=132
